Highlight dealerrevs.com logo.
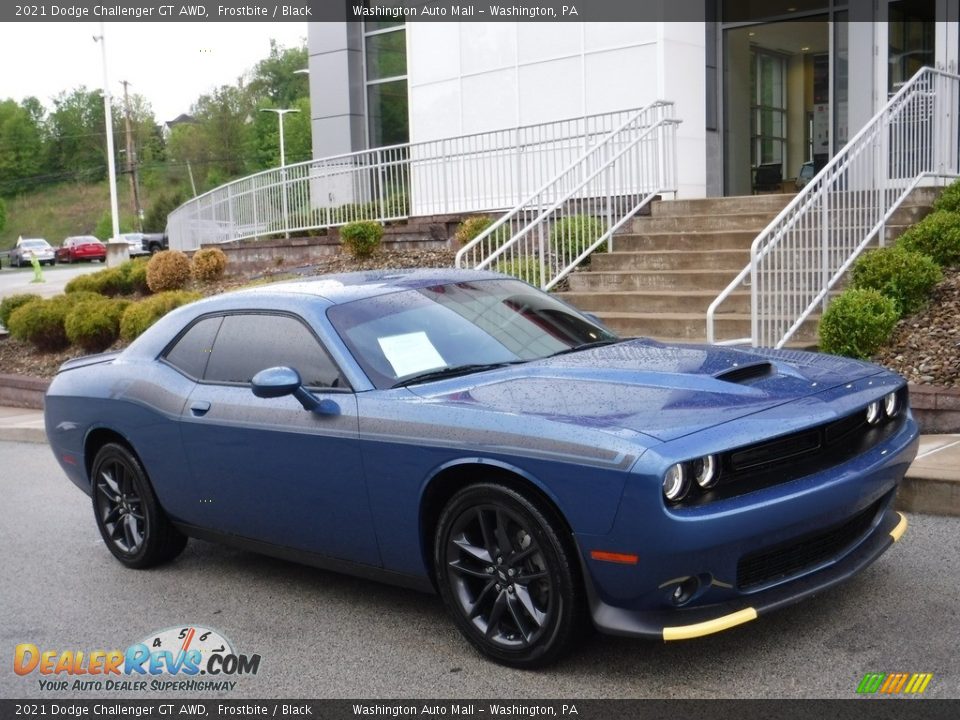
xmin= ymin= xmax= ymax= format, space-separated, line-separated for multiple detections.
xmin=13 ymin=626 xmax=261 ymax=692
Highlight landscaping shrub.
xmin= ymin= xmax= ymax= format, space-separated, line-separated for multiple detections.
xmin=146 ymin=250 xmax=192 ymax=292
xmin=454 ymin=216 xmax=494 ymax=246
xmin=64 ymin=259 xmax=150 ymax=297
xmin=0 ymin=293 xmax=41 ymax=327
xmin=119 ymin=291 xmax=201 ymax=342
xmin=65 ymin=298 xmax=130 ymax=353
xmin=496 ymin=257 xmax=543 ymax=288
xmin=191 ymin=247 xmax=228 ymax=282
xmin=851 ymin=245 xmax=941 ymax=314
xmin=340 ymin=221 xmax=383 ymax=259
xmin=6 ymin=297 xmax=71 ymax=351
xmin=64 ymin=273 xmax=101 ymax=294
xmin=819 ymin=288 xmax=899 ymax=360
xmin=932 ymin=179 xmax=960 ymax=213
xmin=549 ymin=215 xmax=607 ymax=260
xmin=898 ymin=210 xmax=960 ymax=267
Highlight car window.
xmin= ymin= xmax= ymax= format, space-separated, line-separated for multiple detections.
xmin=327 ymin=279 xmax=617 ymax=389
xmin=203 ymin=313 xmax=344 ymax=389
xmin=163 ymin=316 xmax=223 ymax=380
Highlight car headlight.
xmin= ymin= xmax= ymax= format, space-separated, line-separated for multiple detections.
xmin=865 ymin=401 xmax=882 ymax=426
xmin=883 ymin=391 xmax=900 ymax=418
xmin=692 ymin=454 xmax=719 ymax=489
xmin=662 ymin=463 xmax=689 ymax=502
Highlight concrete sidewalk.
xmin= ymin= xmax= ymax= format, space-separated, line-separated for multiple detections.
xmin=2 ymin=405 xmax=957 ymax=516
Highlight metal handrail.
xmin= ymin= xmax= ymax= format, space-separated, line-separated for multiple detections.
xmin=707 ymin=67 xmax=960 ymax=348
xmin=455 ymin=101 xmax=680 ymax=290
xmin=166 ymin=107 xmax=646 ymax=251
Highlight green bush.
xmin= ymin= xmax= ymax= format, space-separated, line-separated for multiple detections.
xmin=898 ymin=210 xmax=960 ymax=267
xmin=549 ymin=215 xmax=607 ymax=260
xmin=0 ymin=293 xmax=41 ymax=327
xmin=340 ymin=221 xmax=384 ymax=259
xmin=191 ymin=247 xmax=228 ymax=282
xmin=819 ymin=288 xmax=899 ymax=359
xmin=93 ymin=210 xmax=131 ymax=241
xmin=454 ymin=216 xmax=494 ymax=246
xmin=65 ymin=298 xmax=130 ymax=353
xmin=119 ymin=291 xmax=201 ymax=342
xmin=496 ymin=257 xmax=543 ymax=288
xmin=146 ymin=250 xmax=192 ymax=292
xmin=6 ymin=297 xmax=70 ymax=351
xmin=64 ymin=259 xmax=150 ymax=297
xmin=143 ymin=190 xmax=185 ymax=233
xmin=932 ymin=179 xmax=960 ymax=213
xmin=851 ymin=245 xmax=942 ymax=314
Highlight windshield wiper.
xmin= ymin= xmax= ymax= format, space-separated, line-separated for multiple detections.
xmin=547 ymin=339 xmax=622 ymax=358
xmin=392 ymin=361 xmax=526 ymax=388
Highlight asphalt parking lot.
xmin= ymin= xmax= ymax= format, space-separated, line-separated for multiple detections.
xmin=0 ymin=262 xmax=105 ymax=302
xmin=2 ymin=438 xmax=958 ymax=700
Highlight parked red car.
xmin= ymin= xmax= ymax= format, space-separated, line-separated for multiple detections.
xmin=57 ymin=236 xmax=106 ymax=264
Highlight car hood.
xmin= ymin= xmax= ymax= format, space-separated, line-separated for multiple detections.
xmin=408 ymin=339 xmax=886 ymax=442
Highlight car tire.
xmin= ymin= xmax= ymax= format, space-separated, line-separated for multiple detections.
xmin=90 ymin=443 xmax=187 ymax=569
xmin=434 ymin=482 xmax=584 ymax=668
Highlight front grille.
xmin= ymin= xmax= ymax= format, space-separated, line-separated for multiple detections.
xmin=677 ymin=386 xmax=909 ymax=507
xmin=736 ymin=498 xmax=883 ymax=590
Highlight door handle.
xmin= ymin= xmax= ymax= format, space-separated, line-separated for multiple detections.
xmin=190 ymin=400 xmax=211 ymax=417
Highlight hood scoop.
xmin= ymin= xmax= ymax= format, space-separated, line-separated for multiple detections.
xmin=714 ymin=361 xmax=774 ymax=385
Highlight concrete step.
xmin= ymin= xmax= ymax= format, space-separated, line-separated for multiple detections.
xmin=560 ymin=290 xmax=752 ymax=314
xmin=594 ymin=311 xmax=820 ymax=342
xmin=612 ymin=231 xmax=757 ymax=252
xmin=651 ymin=194 xmax=796 ymax=217
xmin=632 ymin=212 xmax=779 ymax=233
xmin=591 ymin=249 xmax=750 ymax=272
xmin=567 ymin=270 xmax=740 ymax=292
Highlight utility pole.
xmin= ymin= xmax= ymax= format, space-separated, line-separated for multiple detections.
xmin=120 ymin=79 xmax=143 ymax=231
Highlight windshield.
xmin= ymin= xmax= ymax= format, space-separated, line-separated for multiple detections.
xmin=327 ymin=279 xmax=618 ymax=389
xmin=23 ymin=240 xmax=49 ymax=249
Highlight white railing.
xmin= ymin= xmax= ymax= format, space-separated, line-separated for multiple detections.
xmin=708 ymin=67 xmax=960 ymax=348
xmin=167 ymin=109 xmax=644 ymax=251
xmin=455 ymin=101 xmax=680 ymax=290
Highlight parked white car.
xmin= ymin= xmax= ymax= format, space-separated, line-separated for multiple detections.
xmin=10 ymin=238 xmax=56 ymax=267
xmin=110 ymin=232 xmax=150 ymax=257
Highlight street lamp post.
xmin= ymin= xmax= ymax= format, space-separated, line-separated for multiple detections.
xmin=260 ymin=108 xmax=300 ymax=238
xmin=94 ymin=22 xmax=121 ymax=263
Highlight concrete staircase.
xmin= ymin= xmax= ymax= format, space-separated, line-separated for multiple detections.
xmin=559 ymin=188 xmax=940 ymax=345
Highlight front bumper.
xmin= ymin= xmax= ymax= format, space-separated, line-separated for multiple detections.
xmin=580 ymin=506 xmax=906 ymax=640
xmin=575 ymin=396 xmax=919 ymax=640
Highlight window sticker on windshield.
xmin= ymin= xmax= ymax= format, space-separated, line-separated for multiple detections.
xmin=378 ymin=331 xmax=446 ymax=378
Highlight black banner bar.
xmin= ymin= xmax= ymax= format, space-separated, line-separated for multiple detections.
xmin=1 ymin=0 xmax=923 ymax=24
xmin=1 ymin=700 xmax=959 ymax=720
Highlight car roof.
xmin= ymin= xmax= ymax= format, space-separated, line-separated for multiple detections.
xmin=20 ymin=238 xmax=49 ymax=244
xmin=232 ymin=268 xmax=510 ymax=305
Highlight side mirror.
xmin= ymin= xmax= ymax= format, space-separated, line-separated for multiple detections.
xmin=251 ymin=366 xmax=302 ymax=399
xmin=250 ymin=366 xmax=338 ymax=415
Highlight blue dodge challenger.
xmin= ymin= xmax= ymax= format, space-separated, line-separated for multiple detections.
xmin=44 ymin=269 xmax=918 ymax=667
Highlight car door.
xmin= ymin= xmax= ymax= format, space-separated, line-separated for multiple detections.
xmin=170 ymin=311 xmax=380 ymax=566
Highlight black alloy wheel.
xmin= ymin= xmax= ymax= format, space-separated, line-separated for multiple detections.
xmin=91 ymin=443 xmax=187 ymax=569
xmin=435 ymin=483 xmax=584 ymax=668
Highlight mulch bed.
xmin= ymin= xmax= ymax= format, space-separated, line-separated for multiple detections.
xmin=873 ymin=270 xmax=960 ymax=389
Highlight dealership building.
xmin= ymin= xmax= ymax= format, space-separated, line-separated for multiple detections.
xmin=306 ymin=1 xmax=959 ymax=201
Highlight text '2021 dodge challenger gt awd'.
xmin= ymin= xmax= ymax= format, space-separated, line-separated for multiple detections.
xmin=44 ymin=269 xmax=918 ymax=667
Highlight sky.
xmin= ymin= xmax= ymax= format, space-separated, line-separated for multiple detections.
xmin=0 ymin=22 xmax=308 ymax=123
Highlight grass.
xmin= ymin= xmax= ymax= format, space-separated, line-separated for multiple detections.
xmin=1 ymin=167 xmax=187 ymax=251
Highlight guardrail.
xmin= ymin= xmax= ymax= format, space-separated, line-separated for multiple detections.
xmin=707 ymin=67 xmax=960 ymax=348
xmin=455 ymin=101 xmax=680 ymax=290
xmin=166 ymin=109 xmax=644 ymax=251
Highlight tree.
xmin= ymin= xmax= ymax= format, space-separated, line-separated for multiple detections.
xmin=246 ymin=40 xmax=309 ymax=108
xmin=46 ymin=87 xmax=113 ymax=182
xmin=0 ymin=197 xmax=6 ymax=233
xmin=0 ymin=99 xmax=46 ymax=195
